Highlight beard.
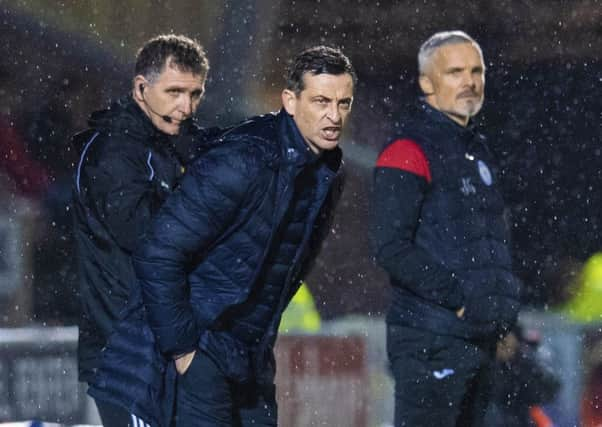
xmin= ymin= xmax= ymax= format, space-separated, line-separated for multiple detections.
xmin=457 ymin=96 xmax=483 ymax=118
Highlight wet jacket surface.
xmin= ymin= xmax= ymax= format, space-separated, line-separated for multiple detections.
xmin=89 ymin=109 xmax=342 ymax=425
xmin=372 ymin=102 xmax=521 ymax=339
xmin=72 ymin=96 xmax=220 ymax=382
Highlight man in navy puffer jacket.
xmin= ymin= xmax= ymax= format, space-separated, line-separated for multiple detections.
xmin=123 ymin=46 xmax=354 ymax=427
xmin=371 ymin=31 xmax=522 ymax=426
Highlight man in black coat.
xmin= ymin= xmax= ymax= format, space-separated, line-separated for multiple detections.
xmin=72 ymin=34 xmax=219 ymax=427
xmin=127 ymin=46 xmax=355 ymax=427
xmin=371 ymin=31 xmax=522 ymax=426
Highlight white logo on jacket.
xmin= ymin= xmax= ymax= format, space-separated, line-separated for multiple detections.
xmin=477 ymin=160 xmax=493 ymax=186
xmin=460 ymin=177 xmax=476 ymax=195
xmin=433 ymin=368 xmax=455 ymax=379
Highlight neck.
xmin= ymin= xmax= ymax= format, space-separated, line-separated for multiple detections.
xmin=444 ymin=111 xmax=469 ymax=127
xmin=424 ymin=98 xmax=469 ymax=127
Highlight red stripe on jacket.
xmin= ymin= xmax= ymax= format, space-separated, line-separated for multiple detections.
xmin=376 ymin=138 xmax=432 ymax=183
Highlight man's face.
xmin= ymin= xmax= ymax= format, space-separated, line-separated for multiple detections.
xmin=134 ymin=63 xmax=206 ymax=135
xmin=282 ymin=72 xmax=354 ymax=154
xmin=420 ymin=42 xmax=485 ymax=126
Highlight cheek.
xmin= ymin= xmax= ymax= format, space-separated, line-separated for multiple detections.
xmin=300 ymin=110 xmax=316 ymax=128
xmin=160 ymin=95 xmax=177 ymax=109
xmin=340 ymin=110 xmax=351 ymax=123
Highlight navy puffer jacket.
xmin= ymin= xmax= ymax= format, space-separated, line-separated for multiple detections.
xmin=136 ymin=108 xmax=341 ymax=358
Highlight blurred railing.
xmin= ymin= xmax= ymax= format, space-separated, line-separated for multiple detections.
xmin=0 ymin=312 xmax=594 ymax=426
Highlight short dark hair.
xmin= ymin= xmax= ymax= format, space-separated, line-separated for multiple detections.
xmin=134 ymin=34 xmax=209 ymax=82
xmin=286 ymin=46 xmax=356 ymax=94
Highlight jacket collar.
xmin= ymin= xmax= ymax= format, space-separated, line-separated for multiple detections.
xmin=417 ymin=100 xmax=478 ymax=140
xmin=276 ymin=108 xmax=342 ymax=173
xmin=88 ymin=96 xmax=197 ymax=153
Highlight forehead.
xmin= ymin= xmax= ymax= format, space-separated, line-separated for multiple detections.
xmin=155 ymin=65 xmax=206 ymax=87
xmin=299 ymin=72 xmax=354 ymax=97
xmin=432 ymin=42 xmax=484 ymax=69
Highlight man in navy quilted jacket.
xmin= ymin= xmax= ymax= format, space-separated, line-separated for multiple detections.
xmin=371 ymin=31 xmax=522 ymax=426
xmin=133 ymin=46 xmax=355 ymax=426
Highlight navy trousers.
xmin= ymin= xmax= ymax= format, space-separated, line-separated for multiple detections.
xmin=173 ymin=350 xmax=277 ymax=427
xmin=387 ymin=324 xmax=495 ymax=427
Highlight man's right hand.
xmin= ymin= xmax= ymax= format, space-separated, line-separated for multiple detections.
xmin=456 ymin=307 xmax=465 ymax=318
xmin=174 ymin=350 xmax=196 ymax=375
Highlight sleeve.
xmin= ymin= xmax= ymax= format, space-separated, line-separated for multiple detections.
xmin=77 ymin=137 xmax=160 ymax=253
xmin=371 ymin=138 xmax=464 ymax=310
xmin=133 ymin=148 xmax=252 ymax=356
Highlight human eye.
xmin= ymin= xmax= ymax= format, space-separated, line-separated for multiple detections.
xmin=339 ymin=99 xmax=352 ymax=109
xmin=191 ymin=89 xmax=204 ymax=100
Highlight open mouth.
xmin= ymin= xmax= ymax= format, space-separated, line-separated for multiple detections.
xmin=322 ymin=127 xmax=341 ymax=141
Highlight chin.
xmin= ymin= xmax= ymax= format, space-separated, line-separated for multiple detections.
xmin=163 ymin=126 xmax=180 ymax=135
xmin=319 ymin=140 xmax=340 ymax=151
xmin=461 ymin=101 xmax=483 ymax=117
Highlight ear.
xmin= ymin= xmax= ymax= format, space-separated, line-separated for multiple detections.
xmin=281 ymin=89 xmax=297 ymax=116
xmin=419 ymin=74 xmax=434 ymax=96
xmin=133 ymin=75 xmax=147 ymax=101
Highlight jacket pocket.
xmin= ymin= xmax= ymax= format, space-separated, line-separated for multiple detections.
xmin=90 ymin=308 xmax=169 ymax=426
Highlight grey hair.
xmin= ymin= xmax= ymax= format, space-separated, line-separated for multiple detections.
xmin=418 ymin=31 xmax=483 ymax=75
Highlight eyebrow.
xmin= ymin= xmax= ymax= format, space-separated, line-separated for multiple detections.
xmin=164 ymin=85 xmax=205 ymax=93
xmin=310 ymin=95 xmax=352 ymax=103
xmin=445 ymin=65 xmax=483 ymax=73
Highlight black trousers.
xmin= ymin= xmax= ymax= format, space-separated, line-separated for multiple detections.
xmin=173 ymin=350 xmax=277 ymax=427
xmin=387 ymin=324 xmax=495 ymax=427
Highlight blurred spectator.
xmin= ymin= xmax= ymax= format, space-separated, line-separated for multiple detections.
xmin=582 ymin=364 xmax=602 ymax=427
xmin=484 ymin=326 xmax=561 ymax=427
xmin=0 ymin=115 xmax=49 ymax=197
xmin=20 ymin=96 xmax=81 ymax=325
xmin=558 ymin=253 xmax=602 ymax=323
xmin=279 ymin=282 xmax=321 ymax=334
xmin=0 ymin=114 xmax=49 ymax=326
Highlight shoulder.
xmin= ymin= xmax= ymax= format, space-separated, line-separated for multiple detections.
xmin=80 ymin=128 xmax=149 ymax=166
xmin=74 ymin=128 xmax=153 ymax=194
xmin=375 ymin=137 xmax=431 ymax=183
xmin=202 ymin=113 xmax=280 ymax=168
xmin=219 ymin=113 xmax=278 ymax=152
xmin=190 ymin=138 xmax=276 ymax=187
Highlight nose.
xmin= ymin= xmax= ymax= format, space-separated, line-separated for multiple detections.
xmin=179 ymin=95 xmax=193 ymax=116
xmin=326 ymin=102 xmax=341 ymax=123
xmin=463 ymin=71 xmax=477 ymax=89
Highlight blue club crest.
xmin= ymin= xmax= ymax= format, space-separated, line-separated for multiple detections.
xmin=477 ymin=160 xmax=492 ymax=186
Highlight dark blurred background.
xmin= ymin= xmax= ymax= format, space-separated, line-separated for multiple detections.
xmin=1 ymin=0 xmax=600 ymax=326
